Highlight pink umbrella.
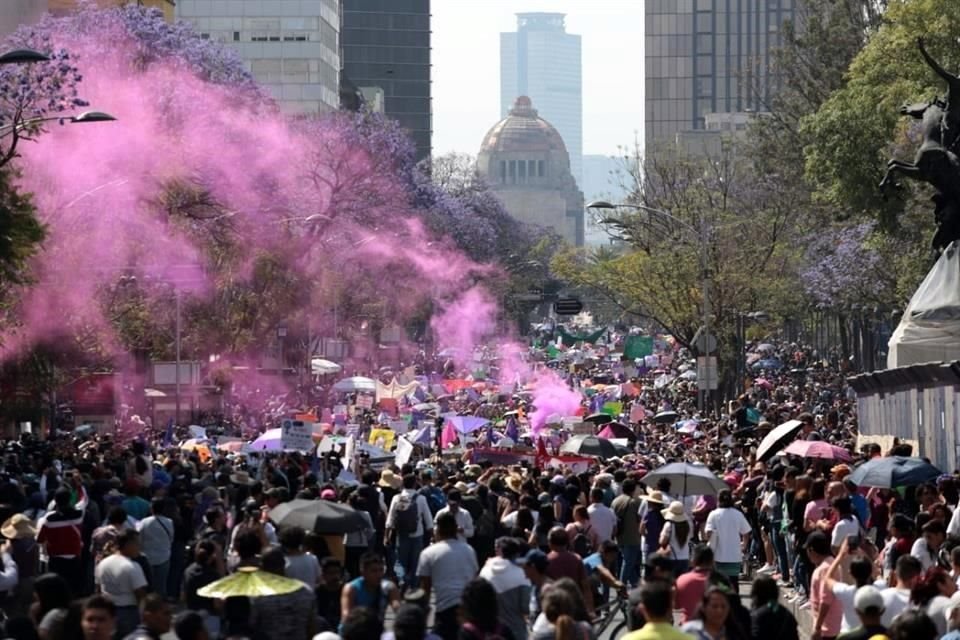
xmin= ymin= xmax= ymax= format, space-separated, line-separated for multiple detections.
xmin=754 ymin=378 xmax=773 ymax=390
xmin=783 ymin=440 xmax=852 ymax=461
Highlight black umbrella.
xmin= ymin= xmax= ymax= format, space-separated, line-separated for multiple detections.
xmin=653 ymin=410 xmax=679 ymax=424
xmin=583 ymin=413 xmax=614 ymax=425
xmin=560 ymin=434 xmax=617 ymax=458
xmin=756 ymin=419 xmax=804 ymax=462
xmin=269 ymin=499 xmax=367 ymax=535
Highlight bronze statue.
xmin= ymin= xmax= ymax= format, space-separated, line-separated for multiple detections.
xmin=880 ymin=38 xmax=960 ymax=254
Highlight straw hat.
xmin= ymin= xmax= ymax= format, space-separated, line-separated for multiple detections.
xmin=1 ymin=514 xmax=36 ymax=540
xmin=661 ymin=501 xmax=687 ymax=523
xmin=230 ymin=470 xmax=256 ymax=486
xmin=378 ymin=469 xmax=401 ymax=490
xmin=505 ymin=474 xmax=523 ymax=494
xmin=644 ymin=490 xmax=666 ymax=505
xmin=454 ymin=481 xmax=470 ymax=494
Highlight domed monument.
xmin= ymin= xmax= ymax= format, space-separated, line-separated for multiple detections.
xmin=477 ymin=96 xmax=584 ymax=246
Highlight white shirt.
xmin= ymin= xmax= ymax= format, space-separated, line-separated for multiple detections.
xmin=910 ymin=537 xmax=938 ymax=570
xmin=95 ymin=554 xmax=147 ymax=606
xmin=587 ymin=503 xmax=617 ymax=543
xmin=137 ymin=515 xmax=173 ymax=566
xmin=704 ymin=507 xmax=752 ymax=563
xmin=831 ymin=517 xmax=861 ymax=549
xmin=880 ymin=587 xmax=911 ymax=628
xmin=501 ymin=510 xmax=538 ymax=530
xmin=434 ymin=506 xmax=474 ymax=540
xmin=949 ymin=506 xmax=960 ymax=538
xmin=661 ymin=521 xmax=691 ymax=561
xmin=833 ymin=579 xmax=887 ymax=631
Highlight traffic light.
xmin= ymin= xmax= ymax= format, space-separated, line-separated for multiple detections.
xmin=553 ymin=297 xmax=584 ymax=315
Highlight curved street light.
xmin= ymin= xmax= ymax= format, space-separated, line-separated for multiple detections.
xmin=0 ymin=110 xmax=117 ymax=138
xmin=587 ymin=199 xmax=714 ymax=412
xmin=0 ymin=49 xmax=49 ymax=65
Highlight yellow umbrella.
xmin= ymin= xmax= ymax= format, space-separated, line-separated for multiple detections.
xmin=196 ymin=567 xmax=303 ymax=598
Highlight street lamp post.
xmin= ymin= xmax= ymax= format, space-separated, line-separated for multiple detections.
xmin=587 ymin=200 xmax=713 ymax=412
xmin=175 ymin=289 xmax=182 ymax=426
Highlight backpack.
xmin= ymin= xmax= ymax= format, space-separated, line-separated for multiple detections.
xmin=394 ymin=495 xmax=419 ymax=535
xmin=420 ymin=486 xmax=446 ymax=516
xmin=572 ymin=523 xmax=594 ymax=558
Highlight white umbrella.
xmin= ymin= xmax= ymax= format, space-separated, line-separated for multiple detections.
xmin=311 ymin=358 xmax=341 ymax=375
xmin=144 ymin=388 xmax=166 ymax=398
xmin=332 ymin=376 xmax=376 ymax=393
xmin=679 ymin=370 xmax=697 ymax=380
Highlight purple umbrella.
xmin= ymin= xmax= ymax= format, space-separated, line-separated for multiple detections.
xmin=447 ymin=415 xmax=490 ymax=434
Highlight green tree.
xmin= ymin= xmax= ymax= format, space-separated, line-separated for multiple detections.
xmin=802 ymin=0 xmax=960 ymax=228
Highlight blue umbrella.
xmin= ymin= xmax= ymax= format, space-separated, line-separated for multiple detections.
xmin=849 ymin=456 xmax=941 ymax=488
xmin=447 ymin=415 xmax=490 ymax=434
xmin=751 ymin=358 xmax=784 ymax=371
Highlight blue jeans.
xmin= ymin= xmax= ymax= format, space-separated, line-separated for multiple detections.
xmin=619 ymin=544 xmax=641 ymax=588
xmin=396 ymin=535 xmax=423 ymax=590
xmin=771 ymin=526 xmax=790 ymax=580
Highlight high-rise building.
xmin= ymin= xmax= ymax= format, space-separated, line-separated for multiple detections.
xmin=645 ymin=0 xmax=795 ymax=155
xmin=340 ymin=0 xmax=432 ymax=162
xmin=0 ymin=0 xmax=176 ymax=39
xmin=177 ymin=0 xmax=341 ymax=114
xmin=501 ymin=12 xmax=582 ymax=186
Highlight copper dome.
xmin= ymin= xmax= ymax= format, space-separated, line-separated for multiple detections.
xmin=480 ymin=96 xmax=570 ymax=159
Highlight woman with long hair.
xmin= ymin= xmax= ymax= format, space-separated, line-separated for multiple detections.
xmin=659 ymin=501 xmax=692 ymax=576
xmin=681 ymin=586 xmax=732 ymax=640
xmin=530 ymin=505 xmax=555 ymax=553
xmin=531 ymin=587 xmax=594 ymax=640
xmin=749 ymin=575 xmax=799 ymax=640
xmin=31 ymin=574 xmax=71 ymax=640
xmin=910 ymin=566 xmax=957 ymax=636
xmin=457 ymin=578 xmax=515 ymax=640
xmin=790 ymin=475 xmax=813 ymax=599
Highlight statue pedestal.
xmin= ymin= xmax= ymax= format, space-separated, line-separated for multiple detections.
xmin=888 ymin=241 xmax=960 ymax=367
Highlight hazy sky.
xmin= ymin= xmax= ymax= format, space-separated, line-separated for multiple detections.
xmin=431 ymin=1 xmax=645 ymax=158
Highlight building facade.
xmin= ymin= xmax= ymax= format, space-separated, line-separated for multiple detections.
xmin=501 ymin=12 xmax=582 ymax=186
xmin=478 ymin=96 xmax=584 ymax=247
xmin=0 ymin=0 xmax=175 ymax=39
xmin=645 ymin=0 xmax=795 ymax=155
xmin=340 ymin=0 xmax=432 ymax=161
xmin=176 ymin=0 xmax=341 ymax=114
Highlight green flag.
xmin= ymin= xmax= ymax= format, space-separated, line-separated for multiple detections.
xmin=623 ymin=336 xmax=653 ymax=360
xmin=558 ymin=327 xmax=606 ymax=347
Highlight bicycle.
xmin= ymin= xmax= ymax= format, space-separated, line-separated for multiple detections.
xmin=592 ymin=592 xmax=630 ymax=639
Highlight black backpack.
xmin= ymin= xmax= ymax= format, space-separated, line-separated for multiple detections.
xmin=572 ymin=523 xmax=594 ymax=558
xmin=394 ymin=495 xmax=419 ymax=535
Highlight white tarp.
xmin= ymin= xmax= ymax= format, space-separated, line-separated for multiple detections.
xmin=888 ymin=241 xmax=960 ymax=368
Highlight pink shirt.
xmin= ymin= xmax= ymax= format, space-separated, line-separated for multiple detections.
xmin=811 ymin=557 xmax=843 ymax=637
xmin=804 ymin=499 xmax=830 ymax=528
xmin=675 ymin=568 xmax=710 ymax=623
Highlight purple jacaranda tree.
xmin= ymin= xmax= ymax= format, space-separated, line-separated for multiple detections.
xmin=800 ymin=221 xmax=894 ymax=310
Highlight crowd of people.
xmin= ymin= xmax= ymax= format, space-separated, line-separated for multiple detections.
xmin=0 ymin=339 xmax=951 ymax=640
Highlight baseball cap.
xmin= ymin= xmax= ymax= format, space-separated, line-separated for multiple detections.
xmin=320 ymin=488 xmax=336 ymax=500
xmin=854 ymin=585 xmax=884 ymax=614
xmin=518 ymin=549 xmax=548 ymax=572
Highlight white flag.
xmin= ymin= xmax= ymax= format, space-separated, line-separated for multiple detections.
xmin=395 ymin=436 xmax=414 ymax=468
xmin=342 ymin=435 xmax=356 ymax=471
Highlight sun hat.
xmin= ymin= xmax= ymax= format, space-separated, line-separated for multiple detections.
xmin=854 ymin=585 xmax=885 ymax=614
xmin=644 ymin=490 xmax=666 ymax=505
xmin=0 ymin=514 xmax=36 ymax=539
xmin=229 ymin=470 xmax=256 ymax=486
xmin=454 ymin=481 xmax=470 ymax=493
xmin=505 ymin=474 xmax=523 ymax=494
xmin=661 ymin=501 xmax=687 ymax=523
xmin=378 ymin=469 xmax=402 ymax=490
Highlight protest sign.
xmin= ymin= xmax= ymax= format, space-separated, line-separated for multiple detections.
xmin=280 ymin=419 xmax=314 ymax=451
